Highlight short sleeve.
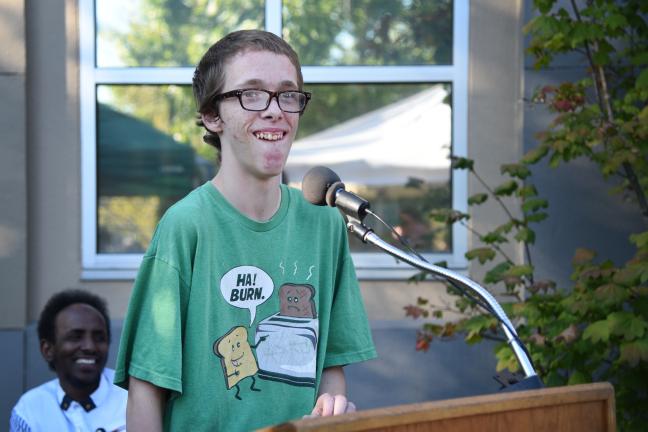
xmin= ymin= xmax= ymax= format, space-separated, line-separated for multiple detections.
xmin=323 ymin=220 xmax=377 ymax=368
xmin=9 ymin=408 xmax=31 ymax=432
xmin=114 ymin=256 xmax=188 ymax=393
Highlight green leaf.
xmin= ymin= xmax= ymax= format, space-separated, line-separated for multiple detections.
xmin=630 ymin=231 xmax=648 ymax=249
xmin=481 ymin=232 xmax=507 ymax=245
xmin=465 ymin=247 xmax=496 ymax=264
xmin=468 ymin=193 xmax=489 ymax=206
xmin=522 ymin=198 xmax=549 ymax=213
xmin=619 ymin=339 xmax=648 ymax=366
xmin=505 ymin=264 xmax=534 ymax=278
xmin=572 ymin=248 xmax=596 ymax=266
xmin=517 ymin=185 xmax=538 ymax=198
xmin=583 ymin=320 xmax=610 ymax=343
xmin=613 ymin=266 xmax=642 ymax=286
xmin=607 ymin=312 xmax=647 ymax=339
xmin=567 ymin=370 xmax=589 ymax=385
xmin=429 ymin=209 xmax=470 ymax=224
xmin=515 ymin=227 xmax=536 ymax=244
xmin=485 ymin=262 xmax=512 ymax=284
xmin=451 ymin=156 xmax=474 ymax=170
xmin=607 ymin=13 xmax=628 ymax=30
xmin=636 ymin=68 xmax=648 ymax=90
xmin=594 ymin=283 xmax=629 ymax=306
xmin=494 ymin=221 xmax=516 ymax=235
xmin=501 ymin=163 xmax=531 ymax=179
xmin=526 ymin=212 xmax=548 ymax=223
xmin=494 ymin=180 xmax=519 ymax=197
xmin=522 ymin=144 xmax=550 ymax=165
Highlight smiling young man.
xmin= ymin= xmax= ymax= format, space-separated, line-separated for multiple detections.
xmin=115 ymin=30 xmax=376 ymax=431
xmin=10 ymin=290 xmax=127 ymax=432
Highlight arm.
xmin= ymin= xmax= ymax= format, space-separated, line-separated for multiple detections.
xmin=309 ymin=366 xmax=356 ymax=417
xmin=126 ymin=376 xmax=168 ymax=432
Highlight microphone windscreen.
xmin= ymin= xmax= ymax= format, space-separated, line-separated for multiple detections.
xmin=302 ymin=166 xmax=341 ymax=206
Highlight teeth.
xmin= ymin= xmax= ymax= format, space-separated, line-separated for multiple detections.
xmin=255 ymin=132 xmax=282 ymax=141
xmin=76 ymin=358 xmax=96 ymax=364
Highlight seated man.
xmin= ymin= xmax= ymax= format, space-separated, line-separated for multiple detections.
xmin=10 ymin=289 xmax=127 ymax=432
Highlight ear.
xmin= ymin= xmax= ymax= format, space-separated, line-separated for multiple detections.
xmin=40 ymin=339 xmax=54 ymax=364
xmin=201 ymin=112 xmax=223 ymax=134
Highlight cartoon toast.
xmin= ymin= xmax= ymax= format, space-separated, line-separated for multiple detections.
xmin=214 ymin=326 xmax=261 ymax=399
xmin=278 ymin=283 xmax=317 ymax=318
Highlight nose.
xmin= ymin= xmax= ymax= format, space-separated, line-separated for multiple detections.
xmin=262 ymin=95 xmax=284 ymax=119
xmin=80 ymin=334 xmax=97 ymax=352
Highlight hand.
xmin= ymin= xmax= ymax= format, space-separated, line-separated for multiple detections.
xmin=306 ymin=393 xmax=356 ymax=418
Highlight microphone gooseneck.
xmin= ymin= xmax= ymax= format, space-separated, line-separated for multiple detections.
xmin=300 ymin=166 xmax=541 ymax=391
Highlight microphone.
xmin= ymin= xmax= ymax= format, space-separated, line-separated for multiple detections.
xmin=301 ymin=166 xmax=370 ymax=220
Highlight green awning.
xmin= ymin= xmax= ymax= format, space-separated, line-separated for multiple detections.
xmin=97 ymin=103 xmax=196 ymax=197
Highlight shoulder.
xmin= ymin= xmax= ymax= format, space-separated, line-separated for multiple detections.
xmin=99 ymin=368 xmax=128 ymax=400
xmin=12 ymin=378 xmax=59 ymax=421
xmin=145 ymin=185 xmax=212 ymax=253
xmin=285 ymin=186 xmax=345 ymax=228
xmin=159 ymin=184 xmax=211 ymax=227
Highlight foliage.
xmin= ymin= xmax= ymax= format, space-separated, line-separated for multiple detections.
xmin=406 ymin=1 xmax=648 ymax=429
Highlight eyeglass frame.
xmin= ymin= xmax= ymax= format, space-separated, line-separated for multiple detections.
xmin=211 ymin=88 xmax=312 ymax=114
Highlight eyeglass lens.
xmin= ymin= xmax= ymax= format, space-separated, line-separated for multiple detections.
xmin=240 ymin=90 xmax=306 ymax=112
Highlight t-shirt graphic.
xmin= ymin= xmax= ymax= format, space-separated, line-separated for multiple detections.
xmin=255 ymin=283 xmax=319 ymax=387
xmin=213 ymin=326 xmax=263 ymax=400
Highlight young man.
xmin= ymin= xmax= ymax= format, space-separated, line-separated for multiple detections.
xmin=115 ymin=30 xmax=376 ymax=431
xmin=10 ymin=290 xmax=127 ymax=432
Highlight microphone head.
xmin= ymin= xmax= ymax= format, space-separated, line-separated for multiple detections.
xmin=302 ymin=166 xmax=342 ymax=206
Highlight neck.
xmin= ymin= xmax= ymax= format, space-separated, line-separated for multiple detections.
xmin=59 ymin=377 xmax=100 ymax=402
xmin=212 ymin=170 xmax=282 ymax=221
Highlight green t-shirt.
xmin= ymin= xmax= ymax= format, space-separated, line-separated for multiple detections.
xmin=115 ymin=182 xmax=376 ymax=431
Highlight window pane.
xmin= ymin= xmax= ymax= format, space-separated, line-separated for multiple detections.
xmin=97 ymin=85 xmax=216 ymax=253
xmin=286 ymin=83 xmax=452 ymax=253
xmin=96 ymin=0 xmax=265 ymax=67
xmin=283 ymin=0 xmax=453 ymax=66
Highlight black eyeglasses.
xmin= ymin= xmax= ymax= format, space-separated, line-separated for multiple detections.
xmin=212 ymin=88 xmax=311 ymax=113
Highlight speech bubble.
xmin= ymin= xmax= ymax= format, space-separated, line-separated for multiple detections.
xmin=220 ymin=266 xmax=274 ymax=326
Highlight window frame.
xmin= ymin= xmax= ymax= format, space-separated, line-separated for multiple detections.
xmin=79 ymin=0 xmax=469 ymax=280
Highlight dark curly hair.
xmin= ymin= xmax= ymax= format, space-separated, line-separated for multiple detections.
xmin=192 ymin=29 xmax=303 ymax=155
xmin=38 ymin=289 xmax=111 ymax=346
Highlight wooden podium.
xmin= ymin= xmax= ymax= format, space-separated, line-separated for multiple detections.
xmin=260 ymin=382 xmax=615 ymax=432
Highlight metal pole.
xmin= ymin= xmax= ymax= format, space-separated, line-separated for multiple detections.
xmin=347 ymin=220 xmax=538 ymax=379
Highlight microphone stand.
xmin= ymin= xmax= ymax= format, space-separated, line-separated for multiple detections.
xmin=346 ymin=217 xmax=543 ymax=392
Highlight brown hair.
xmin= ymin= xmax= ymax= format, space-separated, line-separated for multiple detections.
xmin=192 ymin=30 xmax=303 ymax=152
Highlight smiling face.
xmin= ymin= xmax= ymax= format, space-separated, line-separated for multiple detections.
xmin=214 ymin=326 xmax=259 ymax=389
xmin=41 ymin=303 xmax=108 ymax=396
xmin=202 ymin=50 xmax=301 ymax=181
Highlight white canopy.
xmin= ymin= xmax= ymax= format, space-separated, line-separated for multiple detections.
xmin=285 ymin=85 xmax=451 ymax=187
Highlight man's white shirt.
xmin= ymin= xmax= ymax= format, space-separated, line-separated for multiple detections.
xmin=10 ymin=368 xmax=127 ymax=432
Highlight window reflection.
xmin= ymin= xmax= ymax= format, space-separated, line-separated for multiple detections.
xmin=283 ymin=0 xmax=453 ymax=66
xmin=96 ymin=83 xmax=452 ymax=254
xmin=96 ymin=85 xmax=216 ymax=253
xmin=96 ymin=0 xmax=264 ymax=67
xmin=286 ymin=84 xmax=452 ymax=253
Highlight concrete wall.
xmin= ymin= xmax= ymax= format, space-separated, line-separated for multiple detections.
xmin=0 ymin=0 xmax=524 ymax=424
xmin=0 ymin=0 xmax=28 ymax=424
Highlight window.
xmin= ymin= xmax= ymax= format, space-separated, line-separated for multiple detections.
xmin=81 ymin=0 xmax=468 ymax=279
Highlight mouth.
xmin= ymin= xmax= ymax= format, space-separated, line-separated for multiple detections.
xmin=231 ymin=353 xmax=244 ymax=367
xmin=254 ymin=131 xmax=285 ymax=141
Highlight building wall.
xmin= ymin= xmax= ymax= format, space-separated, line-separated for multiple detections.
xmin=0 ymin=0 xmax=28 ymax=422
xmin=0 ymin=0 xmax=525 ymax=423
